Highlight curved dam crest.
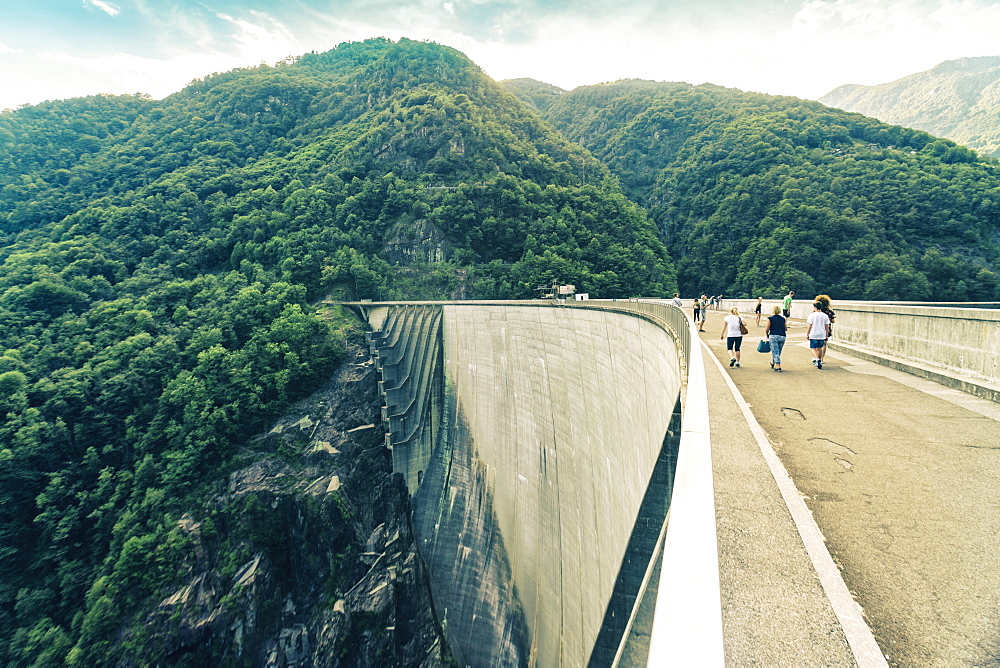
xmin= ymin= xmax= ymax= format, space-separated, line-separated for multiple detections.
xmin=374 ymin=304 xmax=685 ymax=666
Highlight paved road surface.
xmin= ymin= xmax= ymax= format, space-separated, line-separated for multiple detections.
xmin=701 ymin=313 xmax=1000 ymax=667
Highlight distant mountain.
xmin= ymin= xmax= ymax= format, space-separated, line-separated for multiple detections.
xmin=819 ymin=56 xmax=1000 ymax=157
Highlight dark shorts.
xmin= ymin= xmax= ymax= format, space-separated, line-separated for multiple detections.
xmin=809 ymin=338 xmax=826 ymax=349
xmin=726 ymin=336 xmax=743 ymax=351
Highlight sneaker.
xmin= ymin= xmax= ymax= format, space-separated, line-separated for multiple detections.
xmin=817 ymin=360 xmax=823 ymax=369
xmin=769 ymin=360 xmax=774 ymax=369
xmin=730 ymin=358 xmax=736 ymax=367
xmin=735 ymin=362 xmax=740 ymax=367
xmin=812 ymin=358 xmax=818 ymax=366
xmin=776 ymin=368 xmax=782 ymax=372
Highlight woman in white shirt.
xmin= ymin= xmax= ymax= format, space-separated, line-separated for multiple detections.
xmin=719 ymin=306 xmax=747 ymax=367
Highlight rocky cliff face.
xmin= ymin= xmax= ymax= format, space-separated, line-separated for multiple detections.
xmin=126 ymin=335 xmax=450 ymax=666
xmin=382 ymin=218 xmax=454 ymax=267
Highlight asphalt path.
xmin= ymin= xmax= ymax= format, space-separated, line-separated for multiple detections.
xmin=700 ymin=311 xmax=1000 ymax=667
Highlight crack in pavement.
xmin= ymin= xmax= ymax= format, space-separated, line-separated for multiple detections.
xmin=782 ymin=407 xmax=806 ymax=420
xmin=809 ymin=437 xmax=858 ymax=457
xmin=834 ymin=458 xmax=854 ymax=471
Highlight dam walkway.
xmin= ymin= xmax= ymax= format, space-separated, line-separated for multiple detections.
xmin=698 ymin=312 xmax=1000 ymax=667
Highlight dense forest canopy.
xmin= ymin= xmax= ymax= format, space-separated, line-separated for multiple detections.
xmin=534 ymin=78 xmax=1000 ymax=299
xmin=498 ymin=78 xmax=566 ymax=113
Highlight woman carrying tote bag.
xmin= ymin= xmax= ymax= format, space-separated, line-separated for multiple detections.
xmin=764 ymin=305 xmax=787 ymax=372
xmin=720 ymin=307 xmax=747 ymax=368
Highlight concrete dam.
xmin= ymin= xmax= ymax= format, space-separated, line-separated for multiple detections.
xmin=359 ymin=302 xmax=719 ymax=666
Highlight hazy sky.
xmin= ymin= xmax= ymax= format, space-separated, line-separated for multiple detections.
xmin=3 ymin=0 xmax=1000 ymax=110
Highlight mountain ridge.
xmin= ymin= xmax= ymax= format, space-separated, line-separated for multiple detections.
xmin=534 ymin=77 xmax=1000 ymax=299
xmin=819 ymin=55 xmax=1000 ymax=157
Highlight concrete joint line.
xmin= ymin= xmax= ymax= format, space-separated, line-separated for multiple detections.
xmin=702 ymin=340 xmax=889 ymax=668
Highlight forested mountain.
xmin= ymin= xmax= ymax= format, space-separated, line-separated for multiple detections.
xmin=7 ymin=34 xmax=1000 ymax=666
xmin=532 ymin=78 xmax=1000 ymax=299
xmin=499 ymin=78 xmax=566 ymax=113
xmin=0 ymin=38 xmax=674 ymax=665
xmin=820 ymin=56 xmax=1000 ymax=158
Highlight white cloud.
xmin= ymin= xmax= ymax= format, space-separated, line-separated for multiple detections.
xmin=5 ymin=0 xmax=1000 ymax=110
xmin=927 ymin=0 xmax=1000 ymax=38
xmin=772 ymin=0 xmax=1000 ymax=96
xmin=84 ymin=0 xmax=121 ymax=17
xmin=214 ymin=11 xmax=303 ymax=62
xmin=37 ymin=50 xmax=220 ymax=98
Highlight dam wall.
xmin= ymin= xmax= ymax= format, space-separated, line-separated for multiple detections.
xmin=365 ymin=302 xmax=691 ymax=666
xmin=436 ymin=305 xmax=682 ymax=666
xmin=366 ymin=304 xmax=443 ymax=492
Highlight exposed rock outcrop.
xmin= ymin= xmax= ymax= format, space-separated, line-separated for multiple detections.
xmin=130 ymin=336 xmax=450 ymax=666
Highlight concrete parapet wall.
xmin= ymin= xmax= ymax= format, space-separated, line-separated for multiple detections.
xmin=829 ymin=304 xmax=1000 ymax=385
xmin=439 ymin=304 xmax=682 ymax=666
xmin=720 ymin=298 xmax=1000 ymax=388
xmin=588 ymin=300 xmax=724 ymax=666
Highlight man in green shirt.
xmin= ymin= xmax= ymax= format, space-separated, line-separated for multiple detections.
xmin=782 ymin=290 xmax=794 ymax=318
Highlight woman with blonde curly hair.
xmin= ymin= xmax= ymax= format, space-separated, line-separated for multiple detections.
xmin=815 ymin=294 xmax=836 ymax=336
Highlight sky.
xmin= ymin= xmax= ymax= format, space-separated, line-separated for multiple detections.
xmin=2 ymin=0 xmax=1000 ymax=111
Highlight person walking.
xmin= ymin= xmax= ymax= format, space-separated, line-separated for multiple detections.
xmin=693 ymin=296 xmax=702 ymax=330
xmin=754 ymin=297 xmax=764 ymax=327
xmin=672 ymin=292 xmax=683 ymax=308
xmin=807 ymin=301 xmax=831 ymax=369
xmin=764 ymin=305 xmax=786 ymax=371
xmin=698 ymin=295 xmax=708 ymax=331
xmin=720 ymin=306 xmax=747 ymax=367
xmin=782 ymin=290 xmax=794 ymax=318
xmin=815 ymin=294 xmax=835 ymax=337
